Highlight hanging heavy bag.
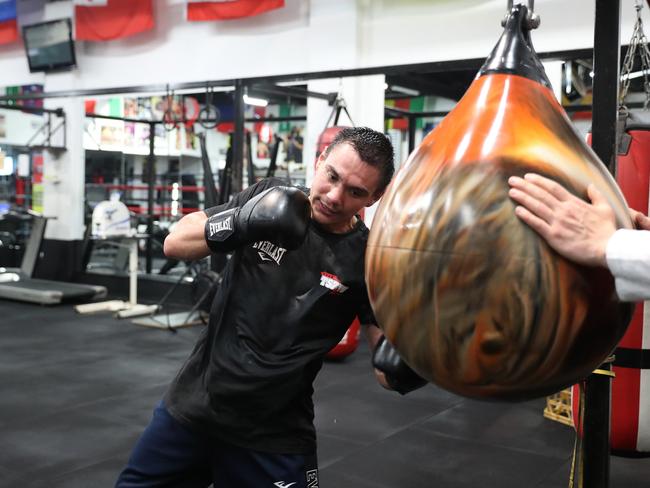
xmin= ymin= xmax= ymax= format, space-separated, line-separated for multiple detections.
xmin=315 ymin=126 xmax=345 ymax=161
xmin=568 ymin=0 xmax=650 ymax=455
xmin=573 ymin=117 xmax=650 ymax=456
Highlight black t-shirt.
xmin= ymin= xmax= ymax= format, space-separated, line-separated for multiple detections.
xmin=164 ymin=178 xmax=376 ymax=454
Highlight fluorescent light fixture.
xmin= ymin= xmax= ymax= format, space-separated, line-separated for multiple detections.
xmin=243 ymin=94 xmax=268 ymax=107
xmin=390 ymin=85 xmax=420 ymax=96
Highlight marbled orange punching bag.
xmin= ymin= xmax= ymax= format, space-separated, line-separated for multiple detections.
xmin=366 ymin=4 xmax=634 ymax=401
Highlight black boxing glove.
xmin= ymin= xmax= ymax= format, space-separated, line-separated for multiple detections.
xmin=205 ymin=186 xmax=311 ymax=253
xmin=372 ymin=336 xmax=428 ymax=395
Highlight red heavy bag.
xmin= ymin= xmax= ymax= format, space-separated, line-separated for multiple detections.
xmin=573 ymin=122 xmax=650 ymax=455
xmin=327 ymin=318 xmax=361 ymax=360
xmin=315 ymin=126 xmax=346 ymax=161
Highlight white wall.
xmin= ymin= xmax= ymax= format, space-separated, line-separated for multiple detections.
xmin=360 ymin=0 xmax=640 ymax=69
xmin=0 ymin=0 xmax=642 ymax=93
xmin=42 ymin=97 xmax=85 ymax=239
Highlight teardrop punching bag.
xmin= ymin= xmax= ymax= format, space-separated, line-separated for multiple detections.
xmin=365 ymin=4 xmax=634 ymax=401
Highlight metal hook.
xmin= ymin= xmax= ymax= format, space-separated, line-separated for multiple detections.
xmin=635 ymin=0 xmax=644 ymax=19
xmin=502 ymin=0 xmax=541 ymax=30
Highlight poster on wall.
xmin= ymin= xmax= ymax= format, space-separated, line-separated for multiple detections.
xmin=99 ymin=119 xmax=124 ymax=147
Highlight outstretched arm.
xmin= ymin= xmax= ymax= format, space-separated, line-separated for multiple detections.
xmin=364 ymin=324 xmax=391 ymax=390
xmin=507 ymin=173 xmax=617 ymax=267
xmin=508 ymin=173 xmax=650 ymax=302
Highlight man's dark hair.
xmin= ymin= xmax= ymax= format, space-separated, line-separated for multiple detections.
xmin=323 ymin=127 xmax=395 ymax=194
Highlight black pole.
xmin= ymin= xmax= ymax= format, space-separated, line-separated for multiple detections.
xmin=246 ymin=132 xmax=255 ymax=186
xmin=266 ymin=135 xmax=282 ymax=178
xmin=199 ymin=133 xmax=218 ymax=208
xmin=407 ymin=115 xmax=416 ymax=155
xmin=146 ymin=121 xmax=156 ymax=274
xmin=582 ymin=1 xmax=620 ymax=487
xmin=591 ymin=0 xmax=621 ymax=175
xmin=232 ymin=80 xmax=245 ymax=194
xmin=219 ymin=135 xmax=233 ymax=205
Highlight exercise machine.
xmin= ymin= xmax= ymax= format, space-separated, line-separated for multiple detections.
xmin=0 ymin=211 xmax=107 ymax=305
xmin=75 ymin=200 xmax=158 ymax=318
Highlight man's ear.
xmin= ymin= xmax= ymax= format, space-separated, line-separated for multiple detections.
xmin=315 ymin=148 xmax=328 ymax=168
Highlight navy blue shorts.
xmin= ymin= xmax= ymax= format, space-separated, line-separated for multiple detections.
xmin=115 ymin=402 xmax=319 ymax=488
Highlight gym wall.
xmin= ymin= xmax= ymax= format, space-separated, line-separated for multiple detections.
xmin=0 ymin=0 xmax=641 ymax=93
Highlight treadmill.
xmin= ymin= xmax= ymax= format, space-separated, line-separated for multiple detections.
xmin=0 ymin=215 xmax=107 ymax=305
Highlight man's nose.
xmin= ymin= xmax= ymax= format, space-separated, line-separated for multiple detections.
xmin=327 ymin=184 xmax=344 ymax=207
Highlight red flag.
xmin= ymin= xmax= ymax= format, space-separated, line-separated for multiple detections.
xmin=187 ymin=0 xmax=284 ymax=21
xmin=74 ymin=0 xmax=154 ymax=41
xmin=0 ymin=0 xmax=18 ymax=45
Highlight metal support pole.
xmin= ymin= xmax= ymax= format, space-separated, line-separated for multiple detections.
xmin=591 ymin=0 xmax=621 ymax=175
xmin=407 ymin=115 xmax=416 ymax=155
xmin=582 ymin=1 xmax=621 ymax=487
xmin=232 ymin=80 xmax=245 ymax=194
xmin=146 ymin=121 xmax=156 ymax=274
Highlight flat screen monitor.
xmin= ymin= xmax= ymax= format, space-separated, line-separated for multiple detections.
xmin=23 ymin=18 xmax=76 ymax=73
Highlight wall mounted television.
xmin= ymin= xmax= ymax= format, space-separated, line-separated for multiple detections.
xmin=23 ymin=18 xmax=76 ymax=73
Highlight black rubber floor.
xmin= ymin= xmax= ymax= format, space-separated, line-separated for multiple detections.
xmin=1 ymin=299 xmax=649 ymax=487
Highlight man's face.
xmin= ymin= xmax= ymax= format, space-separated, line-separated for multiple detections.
xmin=310 ymin=142 xmax=382 ymax=233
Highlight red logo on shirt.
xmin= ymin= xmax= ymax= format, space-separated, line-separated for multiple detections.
xmin=320 ymin=272 xmax=348 ymax=294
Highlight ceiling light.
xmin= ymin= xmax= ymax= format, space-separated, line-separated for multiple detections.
xmin=243 ymin=94 xmax=268 ymax=107
xmin=390 ymin=85 xmax=420 ymax=96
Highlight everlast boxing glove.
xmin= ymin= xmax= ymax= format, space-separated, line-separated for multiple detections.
xmin=373 ymin=336 xmax=428 ymax=395
xmin=205 ymin=186 xmax=311 ymax=253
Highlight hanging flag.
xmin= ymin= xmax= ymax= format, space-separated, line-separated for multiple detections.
xmin=0 ymin=0 xmax=18 ymax=45
xmin=74 ymin=0 xmax=154 ymax=41
xmin=187 ymin=0 xmax=285 ymax=21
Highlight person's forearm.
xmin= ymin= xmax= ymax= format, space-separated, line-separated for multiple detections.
xmin=364 ymin=324 xmax=384 ymax=350
xmin=163 ymin=211 xmax=211 ymax=261
xmin=363 ymin=324 xmax=391 ymax=389
xmin=606 ymin=229 xmax=650 ymax=301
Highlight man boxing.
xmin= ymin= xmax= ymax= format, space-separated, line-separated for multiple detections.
xmin=115 ymin=127 xmax=426 ymax=488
